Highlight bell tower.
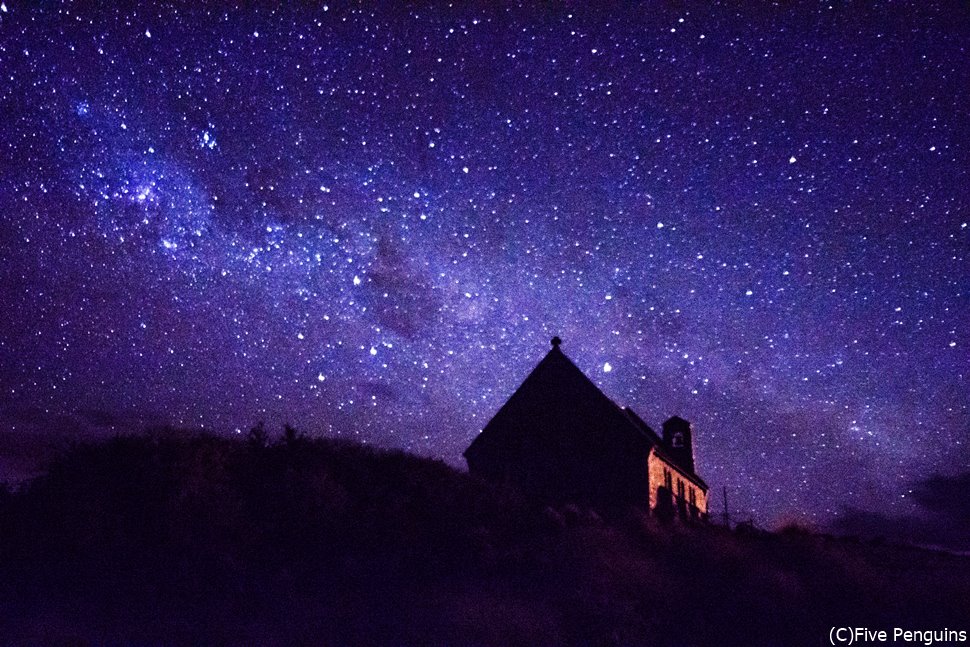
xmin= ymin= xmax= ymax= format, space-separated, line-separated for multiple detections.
xmin=662 ymin=416 xmax=695 ymax=473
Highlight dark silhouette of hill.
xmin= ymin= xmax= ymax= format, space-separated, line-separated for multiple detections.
xmin=1 ymin=430 xmax=968 ymax=646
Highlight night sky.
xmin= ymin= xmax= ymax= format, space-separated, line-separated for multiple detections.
xmin=1 ymin=3 xmax=967 ymax=530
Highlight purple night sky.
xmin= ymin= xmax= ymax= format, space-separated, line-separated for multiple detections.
xmin=1 ymin=3 xmax=967 ymax=530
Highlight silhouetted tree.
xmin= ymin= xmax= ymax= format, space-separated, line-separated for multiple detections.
xmin=284 ymin=423 xmax=300 ymax=446
xmin=248 ymin=421 xmax=268 ymax=448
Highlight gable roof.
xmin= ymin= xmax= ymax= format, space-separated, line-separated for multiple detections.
xmin=620 ymin=406 xmax=663 ymax=446
xmin=465 ymin=340 xmax=707 ymax=491
xmin=465 ymin=343 xmax=649 ymax=458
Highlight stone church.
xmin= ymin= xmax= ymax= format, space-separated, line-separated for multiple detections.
xmin=464 ymin=337 xmax=708 ymax=519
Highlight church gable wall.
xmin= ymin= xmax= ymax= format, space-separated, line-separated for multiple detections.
xmin=648 ymin=449 xmax=707 ymax=520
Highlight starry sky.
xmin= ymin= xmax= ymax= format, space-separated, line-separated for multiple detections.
xmin=0 ymin=2 xmax=967 ymax=530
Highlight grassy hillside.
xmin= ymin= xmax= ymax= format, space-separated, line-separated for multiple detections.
xmin=1 ymin=431 xmax=968 ymax=646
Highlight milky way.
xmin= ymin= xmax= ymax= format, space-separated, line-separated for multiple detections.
xmin=1 ymin=3 xmax=967 ymax=527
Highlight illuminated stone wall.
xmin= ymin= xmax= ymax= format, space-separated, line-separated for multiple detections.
xmin=647 ymin=449 xmax=707 ymax=517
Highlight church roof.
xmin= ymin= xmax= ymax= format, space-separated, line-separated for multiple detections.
xmin=465 ymin=338 xmax=707 ymax=490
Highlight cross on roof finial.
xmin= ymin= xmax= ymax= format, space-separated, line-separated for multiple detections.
xmin=551 ymin=336 xmax=562 ymax=348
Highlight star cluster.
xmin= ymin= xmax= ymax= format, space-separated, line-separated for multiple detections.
xmin=0 ymin=3 xmax=967 ymax=526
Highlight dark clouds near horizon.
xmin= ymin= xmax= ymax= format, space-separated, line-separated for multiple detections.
xmin=0 ymin=2 xmax=967 ymax=538
xmin=833 ymin=469 xmax=970 ymax=553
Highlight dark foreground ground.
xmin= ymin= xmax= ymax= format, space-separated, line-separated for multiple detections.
xmin=1 ymin=432 xmax=968 ymax=646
